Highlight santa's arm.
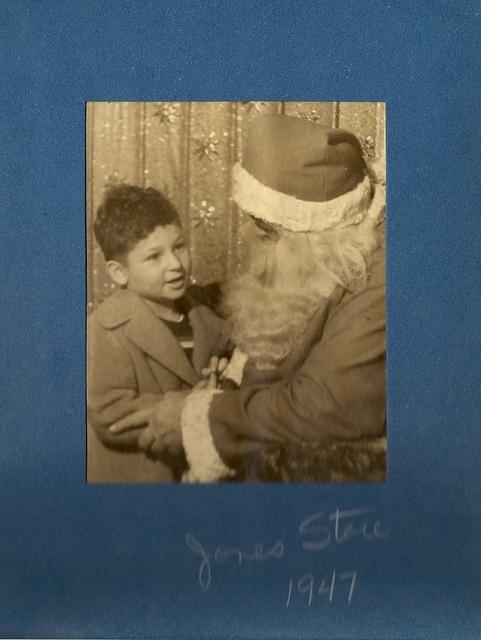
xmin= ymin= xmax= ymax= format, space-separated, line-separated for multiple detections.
xmin=182 ymin=249 xmax=385 ymax=482
xmin=181 ymin=388 xmax=236 ymax=482
xmin=180 ymin=347 xmax=246 ymax=481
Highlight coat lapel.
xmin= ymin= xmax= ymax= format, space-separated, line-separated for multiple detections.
xmin=124 ymin=300 xmax=199 ymax=387
xmin=189 ymin=303 xmax=227 ymax=373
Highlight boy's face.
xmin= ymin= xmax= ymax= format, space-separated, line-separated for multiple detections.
xmin=113 ymin=224 xmax=191 ymax=304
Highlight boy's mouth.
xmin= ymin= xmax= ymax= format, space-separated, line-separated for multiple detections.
xmin=165 ymin=274 xmax=186 ymax=289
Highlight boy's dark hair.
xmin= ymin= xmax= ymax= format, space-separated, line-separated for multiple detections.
xmin=94 ymin=184 xmax=181 ymax=261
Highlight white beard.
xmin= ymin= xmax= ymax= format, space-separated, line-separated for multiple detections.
xmin=223 ymin=219 xmax=379 ymax=370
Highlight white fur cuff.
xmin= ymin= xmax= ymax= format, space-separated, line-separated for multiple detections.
xmin=181 ymin=389 xmax=236 ymax=483
xmin=222 ymin=347 xmax=248 ymax=386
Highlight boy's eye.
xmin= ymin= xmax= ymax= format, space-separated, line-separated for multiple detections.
xmin=175 ymin=241 xmax=186 ymax=250
xmin=147 ymin=252 xmax=162 ymax=261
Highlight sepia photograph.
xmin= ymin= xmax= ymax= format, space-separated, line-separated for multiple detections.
xmin=87 ymin=101 xmax=387 ymax=484
xmin=3 ymin=2 xmax=480 ymax=637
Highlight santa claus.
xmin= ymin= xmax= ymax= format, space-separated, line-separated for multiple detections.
xmin=113 ymin=113 xmax=386 ymax=482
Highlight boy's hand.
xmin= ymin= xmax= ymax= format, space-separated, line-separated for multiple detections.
xmin=198 ymin=356 xmax=228 ymax=390
xmin=193 ymin=372 xmax=218 ymax=390
xmin=109 ymin=407 xmax=154 ymax=434
xmin=201 ymin=356 xmax=229 ymax=380
xmin=138 ymin=422 xmax=182 ymax=458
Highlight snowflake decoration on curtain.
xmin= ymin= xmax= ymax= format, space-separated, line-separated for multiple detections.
xmin=193 ymin=132 xmax=219 ymax=160
xmin=153 ymin=103 xmax=179 ymax=125
xmin=103 ymin=171 xmax=127 ymax=187
xmin=298 ymin=109 xmax=321 ymax=122
xmin=359 ymin=135 xmax=376 ymax=158
xmin=193 ymin=200 xmax=217 ymax=227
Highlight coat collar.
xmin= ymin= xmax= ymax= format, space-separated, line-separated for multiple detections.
xmin=96 ymin=289 xmax=224 ymax=386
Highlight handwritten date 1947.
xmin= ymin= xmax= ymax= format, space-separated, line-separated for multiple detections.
xmin=286 ymin=570 xmax=357 ymax=608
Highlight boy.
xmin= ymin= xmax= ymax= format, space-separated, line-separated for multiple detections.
xmin=87 ymin=184 xmax=228 ymax=483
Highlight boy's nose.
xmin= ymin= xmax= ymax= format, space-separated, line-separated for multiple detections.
xmin=166 ymin=251 xmax=182 ymax=270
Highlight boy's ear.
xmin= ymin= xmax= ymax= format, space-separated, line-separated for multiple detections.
xmin=106 ymin=260 xmax=129 ymax=287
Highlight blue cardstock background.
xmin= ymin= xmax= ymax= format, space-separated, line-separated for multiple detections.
xmin=1 ymin=2 xmax=480 ymax=639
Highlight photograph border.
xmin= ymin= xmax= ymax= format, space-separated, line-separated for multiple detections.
xmin=1 ymin=3 xmax=479 ymax=639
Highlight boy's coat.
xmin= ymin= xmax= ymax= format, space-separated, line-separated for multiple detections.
xmin=87 ymin=288 xmax=227 ymax=482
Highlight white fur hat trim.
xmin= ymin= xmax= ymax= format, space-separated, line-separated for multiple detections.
xmin=232 ymin=163 xmax=373 ymax=232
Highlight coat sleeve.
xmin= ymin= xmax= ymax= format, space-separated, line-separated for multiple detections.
xmin=87 ymin=319 xmax=161 ymax=450
xmin=202 ymin=251 xmax=386 ymax=471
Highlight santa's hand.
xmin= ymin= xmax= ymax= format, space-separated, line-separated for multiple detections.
xmin=109 ymin=407 xmax=154 ymax=434
xmin=138 ymin=389 xmax=196 ymax=459
xmin=138 ymin=422 xmax=182 ymax=457
xmin=110 ymin=390 xmax=188 ymax=437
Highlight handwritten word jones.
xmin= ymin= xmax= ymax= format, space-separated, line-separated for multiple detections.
xmin=185 ymin=533 xmax=284 ymax=591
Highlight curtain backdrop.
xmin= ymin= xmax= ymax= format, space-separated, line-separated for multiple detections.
xmin=87 ymin=101 xmax=385 ymax=309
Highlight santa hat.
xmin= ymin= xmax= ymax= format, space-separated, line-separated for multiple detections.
xmin=233 ymin=113 xmax=385 ymax=232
